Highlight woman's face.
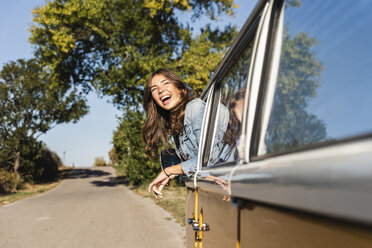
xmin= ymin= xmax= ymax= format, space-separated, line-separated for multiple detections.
xmin=150 ymin=74 xmax=182 ymax=111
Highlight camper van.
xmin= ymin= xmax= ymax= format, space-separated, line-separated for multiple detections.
xmin=185 ymin=0 xmax=372 ymax=247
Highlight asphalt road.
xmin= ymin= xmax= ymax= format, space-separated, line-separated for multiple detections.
xmin=0 ymin=167 xmax=185 ymax=248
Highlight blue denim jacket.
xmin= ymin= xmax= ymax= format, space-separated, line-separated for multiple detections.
xmin=174 ymin=98 xmax=229 ymax=177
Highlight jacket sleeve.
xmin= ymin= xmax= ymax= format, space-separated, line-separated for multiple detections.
xmin=181 ymin=99 xmax=206 ymax=177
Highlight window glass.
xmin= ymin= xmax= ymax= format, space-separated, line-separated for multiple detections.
xmin=206 ymin=37 xmax=255 ymax=167
xmin=261 ymin=0 xmax=372 ymax=155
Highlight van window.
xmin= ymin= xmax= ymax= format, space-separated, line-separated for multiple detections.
xmin=204 ymin=32 xmax=256 ymax=167
xmin=259 ymin=0 xmax=372 ymax=156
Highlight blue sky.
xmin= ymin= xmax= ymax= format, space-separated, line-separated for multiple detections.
xmin=0 ymin=0 xmax=256 ymax=167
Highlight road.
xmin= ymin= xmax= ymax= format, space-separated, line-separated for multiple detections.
xmin=0 ymin=167 xmax=185 ymax=248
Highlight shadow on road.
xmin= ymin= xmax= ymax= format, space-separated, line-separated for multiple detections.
xmin=91 ymin=177 xmax=118 ymax=187
xmin=60 ymin=168 xmax=129 ymax=187
xmin=64 ymin=168 xmax=111 ymax=179
xmin=90 ymin=175 xmax=128 ymax=187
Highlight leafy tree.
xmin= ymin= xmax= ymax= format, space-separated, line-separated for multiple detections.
xmin=169 ymin=25 xmax=237 ymax=94
xmin=0 ymin=59 xmax=88 ymax=176
xmin=112 ymin=109 xmax=160 ymax=185
xmin=29 ymin=0 xmax=238 ymax=105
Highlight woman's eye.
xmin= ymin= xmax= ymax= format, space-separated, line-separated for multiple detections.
xmin=151 ymin=88 xmax=157 ymax=92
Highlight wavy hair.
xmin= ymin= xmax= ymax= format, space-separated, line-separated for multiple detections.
xmin=142 ymin=68 xmax=196 ymax=158
xmin=221 ymin=88 xmax=245 ymax=159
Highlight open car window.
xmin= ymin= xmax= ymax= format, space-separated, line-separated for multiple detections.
xmin=202 ymin=26 xmax=258 ymax=168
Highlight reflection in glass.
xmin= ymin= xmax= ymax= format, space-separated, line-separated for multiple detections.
xmin=262 ymin=0 xmax=372 ymax=155
xmin=209 ymin=39 xmax=254 ymax=166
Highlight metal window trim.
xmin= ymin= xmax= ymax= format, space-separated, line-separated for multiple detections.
xmin=241 ymin=0 xmax=274 ymax=162
xmin=256 ymin=1 xmax=284 ymax=156
xmin=193 ymin=84 xmax=215 ymax=188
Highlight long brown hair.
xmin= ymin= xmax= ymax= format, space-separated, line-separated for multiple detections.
xmin=222 ymin=88 xmax=245 ymax=159
xmin=142 ymin=68 xmax=195 ymax=158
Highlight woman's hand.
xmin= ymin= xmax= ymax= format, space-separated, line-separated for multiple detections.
xmin=148 ymin=170 xmax=175 ymax=198
xmin=148 ymin=164 xmax=184 ymax=198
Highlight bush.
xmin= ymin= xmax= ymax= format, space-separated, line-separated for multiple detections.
xmin=112 ymin=109 xmax=161 ymax=185
xmin=0 ymin=169 xmax=18 ymax=194
xmin=18 ymin=142 xmax=61 ymax=183
xmin=93 ymin=157 xmax=107 ymax=167
xmin=34 ymin=148 xmax=61 ymax=182
xmin=17 ymin=138 xmax=44 ymax=183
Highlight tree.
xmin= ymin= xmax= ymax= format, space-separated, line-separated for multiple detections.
xmin=112 ymin=108 xmax=160 ymax=185
xmin=0 ymin=59 xmax=88 ymax=175
xmin=29 ymin=0 xmax=238 ymax=106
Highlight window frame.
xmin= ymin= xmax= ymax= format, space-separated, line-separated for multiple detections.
xmin=199 ymin=3 xmax=266 ymax=171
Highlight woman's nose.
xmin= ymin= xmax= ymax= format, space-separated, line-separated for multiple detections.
xmin=158 ymin=86 xmax=165 ymax=94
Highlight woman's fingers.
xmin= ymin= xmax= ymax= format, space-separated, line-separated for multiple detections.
xmin=148 ymin=182 xmax=155 ymax=193
xmin=148 ymin=170 xmax=176 ymax=198
xmin=153 ymin=186 xmax=163 ymax=198
xmin=157 ymin=177 xmax=170 ymax=193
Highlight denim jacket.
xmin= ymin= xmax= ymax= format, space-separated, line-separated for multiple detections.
xmin=174 ymin=98 xmax=229 ymax=177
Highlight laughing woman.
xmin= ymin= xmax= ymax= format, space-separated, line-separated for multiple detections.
xmin=142 ymin=68 xmax=229 ymax=198
xmin=142 ymin=68 xmax=202 ymax=197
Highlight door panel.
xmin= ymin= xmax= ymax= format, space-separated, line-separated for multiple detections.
xmin=198 ymin=189 xmax=238 ymax=248
xmin=186 ymin=187 xmax=238 ymax=248
xmin=240 ymin=202 xmax=372 ymax=248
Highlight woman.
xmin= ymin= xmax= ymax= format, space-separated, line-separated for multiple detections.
xmin=142 ymin=68 xmax=204 ymax=198
xmin=220 ymin=88 xmax=245 ymax=162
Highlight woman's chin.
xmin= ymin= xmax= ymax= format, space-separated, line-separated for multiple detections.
xmin=161 ymin=102 xmax=177 ymax=111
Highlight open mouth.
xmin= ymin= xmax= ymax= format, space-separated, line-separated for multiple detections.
xmin=161 ymin=95 xmax=171 ymax=105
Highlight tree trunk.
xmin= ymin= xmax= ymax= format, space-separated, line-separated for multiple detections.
xmin=14 ymin=151 xmax=21 ymax=175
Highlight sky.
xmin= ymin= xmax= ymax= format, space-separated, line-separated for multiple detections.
xmin=0 ymin=0 xmax=257 ymax=167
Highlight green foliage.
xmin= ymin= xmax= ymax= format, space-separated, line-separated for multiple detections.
xmin=168 ymin=25 xmax=238 ymax=95
xmin=0 ymin=58 xmax=88 ymax=178
xmin=30 ymin=0 xmax=238 ymax=106
xmin=16 ymin=140 xmax=61 ymax=183
xmin=113 ymin=109 xmax=160 ymax=185
xmin=93 ymin=157 xmax=107 ymax=167
xmin=17 ymin=138 xmax=44 ymax=183
xmin=34 ymin=148 xmax=61 ymax=181
xmin=0 ymin=169 xmax=19 ymax=194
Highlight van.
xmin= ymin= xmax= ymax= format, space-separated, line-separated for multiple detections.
xmin=185 ymin=0 xmax=372 ymax=247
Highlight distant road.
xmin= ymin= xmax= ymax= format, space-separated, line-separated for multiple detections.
xmin=0 ymin=167 xmax=185 ymax=248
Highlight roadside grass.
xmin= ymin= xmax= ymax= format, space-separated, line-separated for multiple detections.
xmin=0 ymin=166 xmax=72 ymax=206
xmin=114 ymin=164 xmax=187 ymax=226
